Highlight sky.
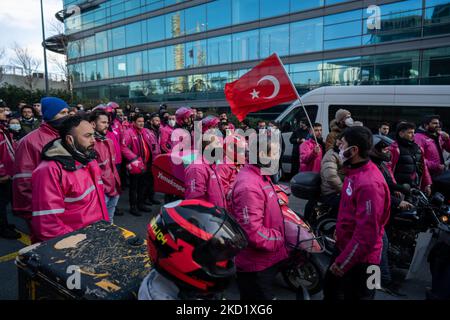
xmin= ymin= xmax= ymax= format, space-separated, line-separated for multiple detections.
xmin=0 ymin=0 xmax=65 ymax=74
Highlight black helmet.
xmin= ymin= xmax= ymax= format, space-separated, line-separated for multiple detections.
xmin=147 ymin=199 xmax=248 ymax=293
xmin=373 ymin=134 xmax=394 ymax=151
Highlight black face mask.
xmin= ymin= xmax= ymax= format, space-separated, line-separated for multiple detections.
xmin=47 ymin=116 xmax=69 ymax=130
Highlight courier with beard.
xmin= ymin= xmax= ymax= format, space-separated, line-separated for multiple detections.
xmin=30 ymin=116 xmax=108 ymax=242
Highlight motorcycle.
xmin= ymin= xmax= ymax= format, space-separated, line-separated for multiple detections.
xmin=386 ymin=189 xmax=450 ymax=299
xmin=290 ymin=172 xmax=337 ymax=255
xmin=274 ymin=184 xmax=324 ymax=296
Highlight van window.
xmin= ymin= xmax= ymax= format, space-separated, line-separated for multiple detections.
xmin=329 ymin=105 xmax=450 ymax=134
xmin=280 ymin=105 xmax=318 ymax=133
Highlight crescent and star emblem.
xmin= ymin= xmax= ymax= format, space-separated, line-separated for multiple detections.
xmin=250 ymin=75 xmax=280 ymax=100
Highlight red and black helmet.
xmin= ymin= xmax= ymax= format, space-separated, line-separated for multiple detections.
xmin=147 ymin=199 xmax=248 ymax=293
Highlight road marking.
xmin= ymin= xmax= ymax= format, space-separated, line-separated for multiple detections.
xmin=0 ymin=251 xmax=18 ymax=263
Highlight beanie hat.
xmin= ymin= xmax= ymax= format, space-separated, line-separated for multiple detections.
xmin=41 ymin=97 xmax=69 ymax=121
xmin=335 ymin=109 xmax=351 ymax=123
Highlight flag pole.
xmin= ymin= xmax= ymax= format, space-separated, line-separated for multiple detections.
xmin=274 ymin=54 xmax=318 ymax=145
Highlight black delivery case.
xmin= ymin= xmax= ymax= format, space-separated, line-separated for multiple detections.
xmin=290 ymin=172 xmax=321 ymax=200
xmin=16 ymin=221 xmax=151 ymax=300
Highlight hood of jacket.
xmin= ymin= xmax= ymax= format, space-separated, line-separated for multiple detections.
xmin=329 ymin=119 xmax=342 ymax=134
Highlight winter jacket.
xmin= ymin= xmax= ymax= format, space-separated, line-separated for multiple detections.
xmin=94 ymin=133 xmax=121 ymax=197
xmin=335 ymin=161 xmax=391 ymax=274
xmin=12 ymin=123 xmax=59 ymax=218
xmin=325 ymin=120 xmax=342 ymax=152
xmin=104 ymin=118 xmax=123 ymax=165
xmin=230 ymin=164 xmax=288 ymax=272
xmin=300 ymin=138 xmax=323 ymax=173
xmin=414 ymin=129 xmax=450 ymax=177
xmin=184 ymin=156 xmax=227 ymax=209
xmin=160 ymin=125 xmax=174 ymax=154
xmin=388 ymin=139 xmax=432 ymax=191
xmin=320 ymin=148 xmax=344 ymax=196
xmin=20 ymin=117 xmax=41 ymax=135
xmin=31 ymin=139 xmax=108 ymax=242
xmin=0 ymin=126 xmax=16 ymax=178
xmin=121 ymin=125 xmax=157 ymax=168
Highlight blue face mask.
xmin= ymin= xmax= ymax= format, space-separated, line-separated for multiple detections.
xmin=9 ymin=124 xmax=21 ymax=132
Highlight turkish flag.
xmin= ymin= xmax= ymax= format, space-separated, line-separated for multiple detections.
xmin=225 ymin=53 xmax=298 ymax=121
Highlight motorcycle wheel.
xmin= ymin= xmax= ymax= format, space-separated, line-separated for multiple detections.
xmin=282 ymin=257 xmax=323 ymax=295
xmin=315 ymin=218 xmax=337 ymax=255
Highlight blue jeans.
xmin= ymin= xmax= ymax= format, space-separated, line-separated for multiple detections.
xmin=105 ymin=195 xmax=120 ymax=224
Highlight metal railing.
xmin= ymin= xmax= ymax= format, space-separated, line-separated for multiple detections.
xmin=0 ymin=65 xmax=66 ymax=82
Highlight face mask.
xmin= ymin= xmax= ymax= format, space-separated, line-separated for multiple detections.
xmin=344 ymin=118 xmax=354 ymax=127
xmin=168 ymin=120 xmax=176 ymax=128
xmin=47 ymin=116 xmax=69 ymax=130
xmin=9 ymin=124 xmax=21 ymax=132
xmin=339 ymin=146 xmax=354 ymax=164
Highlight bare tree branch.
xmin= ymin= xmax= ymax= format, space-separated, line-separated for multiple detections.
xmin=10 ymin=43 xmax=41 ymax=91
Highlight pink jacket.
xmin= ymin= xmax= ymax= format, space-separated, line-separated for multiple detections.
xmin=160 ymin=125 xmax=174 ymax=154
xmin=0 ymin=127 xmax=16 ymax=177
xmin=184 ymin=156 xmax=227 ymax=208
xmin=388 ymin=141 xmax=432 ymax=191
xmin=31 ymin=140 xmax=108 ymax=242
xmin=107 ymin=119 xmax=123 ymax=165
xmin=299 ymin=139 xmax=323 ymax=173
xmin=335 ymin=161 xmax=391 ymax=274
xmin=230 ymin=164 xmax=288 ymax=272
xmin=121 ymin=126 xmax=157 ymax=167
xmin=12 ymin=123 xmax=59 ymax=217
xmin=94 ymin=134 xmax=121 ymax=197
xmin=414 ymin=130 xmax=450 ymax=177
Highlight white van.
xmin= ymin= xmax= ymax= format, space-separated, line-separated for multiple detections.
xmin=276 ymin=85 xmax=450 ymax=175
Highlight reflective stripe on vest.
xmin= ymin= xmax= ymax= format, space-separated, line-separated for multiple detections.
xmin=32 ymin=208 xmax=65 ymax=216
xmin=64 ymin=185 xmax=96 ymax=203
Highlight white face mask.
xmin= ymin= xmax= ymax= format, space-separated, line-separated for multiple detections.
xmin=339 ymin=146 xmax=354 ymax=164
xmin=168 ymin=120 xmax=176 ymax=128
xmin=9 ymin=124 xmax=21 ymax=131
xmin=345 ymin=117 xmax=354 ymax=127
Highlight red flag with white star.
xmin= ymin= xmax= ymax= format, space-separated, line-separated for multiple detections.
xmin=224 ymin=53 xmax=298 ymax=121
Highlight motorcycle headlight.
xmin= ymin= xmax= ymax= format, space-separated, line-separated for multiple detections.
xmin=440 ymin=215 xmax=449 ymax=224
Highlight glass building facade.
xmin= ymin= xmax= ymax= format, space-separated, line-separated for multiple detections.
xmin=64 ymin=0 xmax=450 ymax=108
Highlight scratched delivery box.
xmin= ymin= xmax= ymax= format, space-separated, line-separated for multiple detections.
xmin=15 ymin=221 xmax=151 ymax=300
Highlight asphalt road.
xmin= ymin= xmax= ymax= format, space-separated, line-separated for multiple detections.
xmin=0 ymin=185 xmax=430 ymax=300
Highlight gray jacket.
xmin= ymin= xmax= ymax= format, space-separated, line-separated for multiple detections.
xmin=320 ymin=148 xmax=344 ymax=196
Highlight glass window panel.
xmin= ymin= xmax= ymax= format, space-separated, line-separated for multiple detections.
xmin=111 ymin=26 xmax=126 ymax=50
xmin=185 ymin=40 xmax=207 ymax=68
xmin=232 ymin=0 xmax=259 ymax=24
xmin=207 ymin=35 xmax=232 ymax=65
xmin=260 ymin=24 xmax=289 ymax=57
xmin=143 ymin=79 xmax=165 ymax=102
xmin=290 ymin=0 xmax=324 ymax=13
xmin=233 ymin=30 xmax=260 ymax=62
xmin=83 ymin=36 xmax=96 ymax=56
xmin=95 ymin=30 xmax=110 ymax=54
xmin=96 ymin=58 xmax=111 ymax=80
xmin=148 ymin=47 xmax=166 ymax=73
xmin=260 ymin=0 xmax=289 ymax=19
xmin=324 ymin=36 xmax=362 ymax=50
xmin=324 ymin=20 xmax=362 ymax=40
xmin=113 ymin=55 xmax=127 ymax=78
xmin=324 ymin=9 xmax=362 ymax=25
xmin=126 ymin=21 xmax=143 ymax=47
xmin=127 ymin=52 xmax=143 ymax=76
xmin=85 ymin=60 xmax=97 ymax=81
xmin=185 ymin=5 xmax=206 ymax=34
xmin=147 ymin=16 xmax=166 ymax=43
xmin=166 ymin=44 xmax=185 ymax=71
xmin=424 ymin=1 xmax=450 ymax=36
xmin=422 ymin=46 xmax=450 ymax=84
xmin=290 ymin=18 xmax=323 ymax=55
xmin=166 ymin=11 xmax=185 ymax=38
xmin=207 ymin=0 xmax=231 ymax=30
